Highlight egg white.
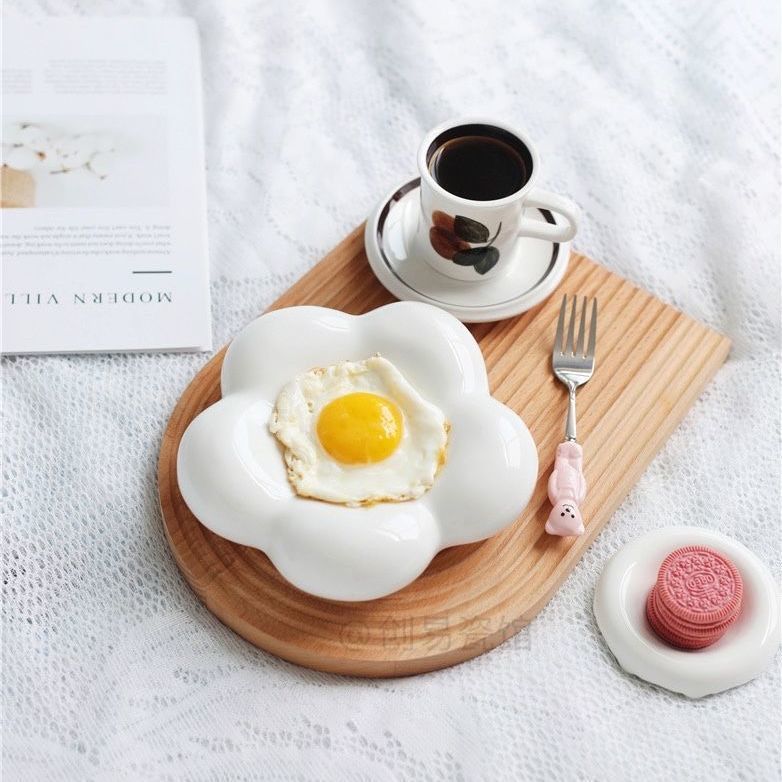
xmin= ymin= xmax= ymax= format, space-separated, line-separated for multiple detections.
xmin=269 ymin=356 xmax=448 ymax=506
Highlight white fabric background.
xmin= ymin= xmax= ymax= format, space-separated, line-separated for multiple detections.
xmin=3 ymin=0 xmax=780 ymax=779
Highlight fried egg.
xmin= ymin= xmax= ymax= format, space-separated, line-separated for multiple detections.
xmin=269 ymin=356 xmax=449 ymax=506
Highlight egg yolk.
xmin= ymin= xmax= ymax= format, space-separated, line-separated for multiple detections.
xmin=316 ymin=392 xmax=403 ymax=464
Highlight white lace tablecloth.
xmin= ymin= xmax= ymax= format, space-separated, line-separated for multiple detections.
xmin=3 ymin=1 xmax=780 ymax=779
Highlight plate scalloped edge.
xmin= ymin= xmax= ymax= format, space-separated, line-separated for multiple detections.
xmin=176 ymin=301 xmax=539 ymax=601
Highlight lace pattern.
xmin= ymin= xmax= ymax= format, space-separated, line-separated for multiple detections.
xmin=3 ymin=0 xmax=780 ymax=779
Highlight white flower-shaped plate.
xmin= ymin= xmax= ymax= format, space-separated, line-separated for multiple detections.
xmin=177 ymin=301 xmax=538 ymax=601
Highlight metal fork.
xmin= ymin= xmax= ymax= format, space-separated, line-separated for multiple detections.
xmin=545 ymin=295 xmax=598 ymax=537
xmin=553 ymin=295 xmax=598 ymax=442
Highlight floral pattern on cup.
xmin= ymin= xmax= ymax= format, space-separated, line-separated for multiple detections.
xmin=428 ymin=210 xmax=502 ymax=276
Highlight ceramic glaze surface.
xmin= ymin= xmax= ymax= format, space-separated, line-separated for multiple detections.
xmin=593 ymin=526 xmax=780 ymax=698
xmin=365 ymin=178 xmax=572 ymax=323
xmin=176 ymin=301 xmax=538 ymax=600
xmin=415 ymin=117 xmax=579 ymax=281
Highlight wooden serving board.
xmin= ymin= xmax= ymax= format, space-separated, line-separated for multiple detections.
xmin=159 ymin=226 xmax=730 ymax=677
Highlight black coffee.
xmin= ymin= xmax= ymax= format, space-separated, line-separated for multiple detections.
xmin=428 ymin=133 xmax=529 ymax=201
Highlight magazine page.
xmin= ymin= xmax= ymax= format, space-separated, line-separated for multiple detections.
xmin=1 ymin=17 xmax=212 ymax=353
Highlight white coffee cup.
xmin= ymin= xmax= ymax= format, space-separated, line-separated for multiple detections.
xmin=415 ymin=117 xmax=579 ymax=281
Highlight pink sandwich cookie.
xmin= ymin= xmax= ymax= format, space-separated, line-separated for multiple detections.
xmin=646 ymin=545 xmax=743 ymax=650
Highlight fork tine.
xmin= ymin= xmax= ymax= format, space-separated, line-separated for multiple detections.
xmin=553 ymin=294 xmax=567 ymax=355
xmin=576 ymin=296 xmax=587 ymax=356
xmin=586 ymin=298 xmax=598 ymax=359
xmin=565 ymin=295 xmax=578 ymax=355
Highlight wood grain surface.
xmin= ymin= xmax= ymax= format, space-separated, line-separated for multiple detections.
xmin=158 ymin=225 xmax=731 ymax=677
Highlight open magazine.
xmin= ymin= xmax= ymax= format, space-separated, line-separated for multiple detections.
xmin=1 ymin=17 xmax=212 ymax=353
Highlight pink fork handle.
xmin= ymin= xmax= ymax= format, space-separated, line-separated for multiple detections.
xmin=545 ymin=441 xmax=586 ymax=537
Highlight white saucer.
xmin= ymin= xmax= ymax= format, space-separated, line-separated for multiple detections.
xmin=364 ymin=178 xmax=571 ymax=323
xmin=593 ymin=526 xmax=780 ymax=698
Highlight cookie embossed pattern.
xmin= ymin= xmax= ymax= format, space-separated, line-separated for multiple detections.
xmin=646 ymin=546 xmax=744 ymax=649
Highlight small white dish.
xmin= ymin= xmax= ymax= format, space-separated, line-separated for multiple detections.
xmin=594 ymin=526 xmax=780 ymax=698
xmin=177 ymin=301 xmax=538 ymax=601
xmin=364 ymin=177 xmax=571 ymax=323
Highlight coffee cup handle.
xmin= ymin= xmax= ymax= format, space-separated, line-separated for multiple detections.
xmin=517 ymin=188 xmax=579 ymax=243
